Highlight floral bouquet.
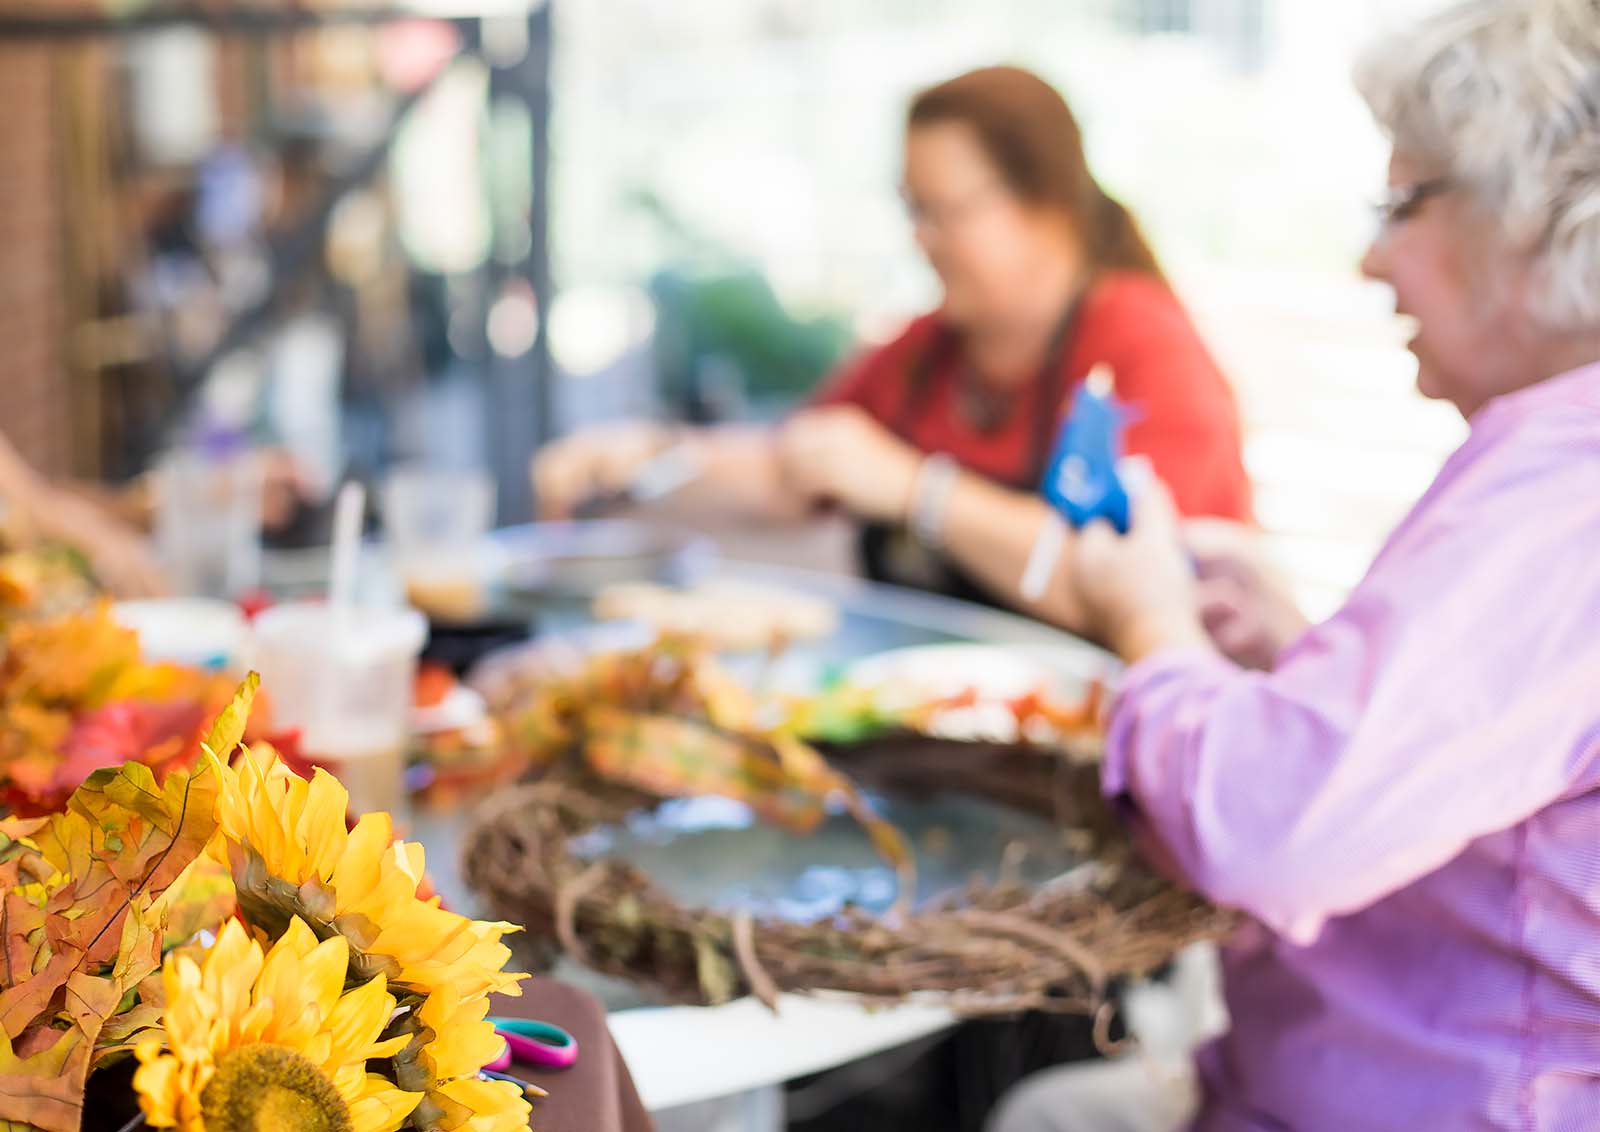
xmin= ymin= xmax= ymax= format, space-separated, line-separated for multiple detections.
xmin=0 ymin=677 xmax=534 ymax=1132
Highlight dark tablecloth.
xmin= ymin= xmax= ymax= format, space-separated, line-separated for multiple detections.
xmin=490 ymin=980 xmax=655 ymax=1132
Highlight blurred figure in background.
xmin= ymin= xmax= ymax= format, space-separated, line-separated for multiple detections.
xmin=0 ymin=432 xmax=167 ymax=598
xmin=999 ymin=1 xmax=1600 ymax=1128
xmin=535 ymin=65 xmax=1250 ymax=616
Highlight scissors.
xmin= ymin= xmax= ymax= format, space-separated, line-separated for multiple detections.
xmin=488 ymin=1016 xmax=580 ymax=1071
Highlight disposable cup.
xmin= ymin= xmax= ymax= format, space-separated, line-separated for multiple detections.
xmin=252 ymin=601 xmax=427 ymax=819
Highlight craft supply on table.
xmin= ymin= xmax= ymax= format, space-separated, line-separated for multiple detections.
xmin=1020 ymin=363 xmax=1131 ymax=602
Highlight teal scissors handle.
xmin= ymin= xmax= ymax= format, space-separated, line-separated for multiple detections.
xmin=489 ymin=1016 xmax=579 ymax=1070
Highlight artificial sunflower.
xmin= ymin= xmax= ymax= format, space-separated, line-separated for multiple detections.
xmin=389 ymin=981 xmax=534 ymax=1132
xmin=132 ymin=916 xmax=422 ymax=1132
xmin=208 ymin=744 xmax=524 ymax=999
xmin=206 ymin=742 xmax=534 ymax=1130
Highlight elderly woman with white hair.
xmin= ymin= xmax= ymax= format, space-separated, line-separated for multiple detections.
xmin=992 ymin=1 xmax=1600 ymax=1130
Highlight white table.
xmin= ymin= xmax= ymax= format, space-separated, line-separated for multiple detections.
xmin=611 ymin=995 xmax=956 ymax=1128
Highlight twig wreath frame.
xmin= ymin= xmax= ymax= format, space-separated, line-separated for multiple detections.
xmin=462 ymin=734 xmax=1232 ymax=1022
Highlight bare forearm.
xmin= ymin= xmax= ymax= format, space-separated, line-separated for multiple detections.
xmin=668 ymin=426 xmax=813 ymax=523
xmin=938 ymin=470 xmax=1089 ymax=627
xmin=0 ymin=433 xmax=44 ymax=508
xmin=939 ymin=470 xmax=1212 ymax=660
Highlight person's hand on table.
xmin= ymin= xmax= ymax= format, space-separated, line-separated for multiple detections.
xmin=39 ymin=486 xmax=169 ymax=598
xmin=777 ymin=404 xmax=922 ymax=522
xmin=1184 ymin=518 xmax=1308 ymax=671
xmin=530 ymin=421 xmax=674 ymax=519
xmin=1067 ymin=475 xmax=1211 ymax=663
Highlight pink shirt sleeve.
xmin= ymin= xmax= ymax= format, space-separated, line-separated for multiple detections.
xmin=1102 ymin=424 xmax=1600 ymax=944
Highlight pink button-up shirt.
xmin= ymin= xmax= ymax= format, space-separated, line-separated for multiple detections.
xmin=1104 ymin=362 xmax=1600 ymax=1130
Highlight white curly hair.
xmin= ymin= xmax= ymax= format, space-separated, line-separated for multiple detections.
xmin=1356 ymin=0 xmax=1600 ymax=329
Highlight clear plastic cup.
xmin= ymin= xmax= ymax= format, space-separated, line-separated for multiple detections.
xmin=251 ymin=601 xmax=428 ymax=820
xmin=154 ymin=447 xmax=264 ymax=599
xmin=381 ymin=465 xmax=497 ymax=622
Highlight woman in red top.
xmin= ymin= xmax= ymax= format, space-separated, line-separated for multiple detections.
xmin=534 ymin=65 xmax=1249 ymax=618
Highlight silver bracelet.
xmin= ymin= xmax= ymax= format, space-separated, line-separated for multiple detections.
xmin=908 ymin=452 xmax=960 ymax=548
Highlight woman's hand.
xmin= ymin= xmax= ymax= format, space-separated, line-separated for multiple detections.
xmin=1184 ymin=518 xmax=1308 ymax=670
xmin=776 ymin=405 xmax=922 ymax=522
xmin=1068 ymin=475 xmax=1210 ymax=662
xmin=40 ymin=487 xmax=169 ymax=598
xmin=530 ymin=421 xmax=673 ymax=520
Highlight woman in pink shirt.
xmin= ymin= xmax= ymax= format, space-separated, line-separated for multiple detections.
xmin=997 ymin=2 xmax=1600 ymax=1130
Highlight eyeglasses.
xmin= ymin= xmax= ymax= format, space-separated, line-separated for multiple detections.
xmin=1371 ymin=177 xmax=1454 ymax=231
xmin=900 ymin=180 xmax=1004 ymax=235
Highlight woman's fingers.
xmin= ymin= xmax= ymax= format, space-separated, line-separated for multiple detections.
xmin=1183 ymin=517 xmax=1264 ymax=576
xmin=530 ymin=446 xmax=583 ymax=518
xmin=87 ymin=520 xmax=170 ymax=598
xmin=116 ymin=545 xmax=172 ymax=598
xmin=531 ymin=424 xmax=664 ymax=519
xmin=1197 ymin=575 xmax=1272 ymax=669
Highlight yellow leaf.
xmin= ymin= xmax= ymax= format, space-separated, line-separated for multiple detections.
xmin=202 ymin=672 xmax=259 ymax=763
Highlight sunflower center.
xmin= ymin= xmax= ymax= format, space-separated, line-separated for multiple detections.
xmin=200 ymin=1044 xmax=353 ymax=1132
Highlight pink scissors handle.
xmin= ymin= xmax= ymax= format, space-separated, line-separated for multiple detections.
xmin=496 ymin=1026 xmax=580 ymax=1070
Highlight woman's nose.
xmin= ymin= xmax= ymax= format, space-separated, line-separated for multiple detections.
xmin=1360 ymin=236 xmax=1388 ymax=282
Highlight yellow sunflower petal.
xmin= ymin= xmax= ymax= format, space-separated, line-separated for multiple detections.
xmin=434 ymin=1075 xmax=532 ymax=1132
xmin=299 ymin=933 xmax=355 ymax=1023
xmin=415 ymin=986 xmax=507 ymax=1083
xmin=160 ymin=956 xmax=210 ymax=1051
xmin=331 ymin=811 xmax=394 ymax=906
xmin=132 ymin=1049 xmax=181 ymax=1126
xmin=398 ymin=839 xmax=426 ymax=883
xmin=272 ymin=772 xmax=312 ymax=880
xmin=427 ymin=1017 xmax=506 ymax=1084
xmin=255 ymin=917 xmax=319 ymax=1027
xmin=299 ymin=769 xmax=350 ymax=880
xmin=321 ymin=973 xmax=398 ymax=1068
xmin=201 ymin=920 xmax=265 ymax=1034
xmin=347 ymin=1078 xmax=425 ymax=1132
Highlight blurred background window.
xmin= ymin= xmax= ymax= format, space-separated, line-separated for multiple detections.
xmin=0 ymin=0 xmax=1457 ymax=612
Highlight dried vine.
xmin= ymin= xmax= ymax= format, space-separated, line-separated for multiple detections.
xmin=462 ymin=737 xmax=1233 ymax=1017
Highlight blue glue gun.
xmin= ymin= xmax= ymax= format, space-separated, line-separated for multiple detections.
xmin=1041 ymin=364 xmax=1130 ymax=533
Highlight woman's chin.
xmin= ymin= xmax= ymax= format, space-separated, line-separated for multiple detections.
xmin=1410 ymin=346 xmax=1442 ymax=401
xmin=1413 ymin=359 xmax=1471 ymax=413
xmin=939 ymin=293 xmax=978 ymax=327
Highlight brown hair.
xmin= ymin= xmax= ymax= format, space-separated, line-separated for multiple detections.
xmin=908 ymin=65 xmax=1164 ymax=281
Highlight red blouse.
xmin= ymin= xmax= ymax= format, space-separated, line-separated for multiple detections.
xmin=812 ymin=271 xmax=1252 ymax=521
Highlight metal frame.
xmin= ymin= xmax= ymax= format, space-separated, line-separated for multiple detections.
xmin=0 ymin=1 xmax=554 ymax=509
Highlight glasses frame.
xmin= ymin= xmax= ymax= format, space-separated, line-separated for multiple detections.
xmin=899 ymin=178 xmax=1006 ymax=236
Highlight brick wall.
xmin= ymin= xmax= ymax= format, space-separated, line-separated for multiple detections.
xmin=0 ymin=43 xmax=72 ymax=478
